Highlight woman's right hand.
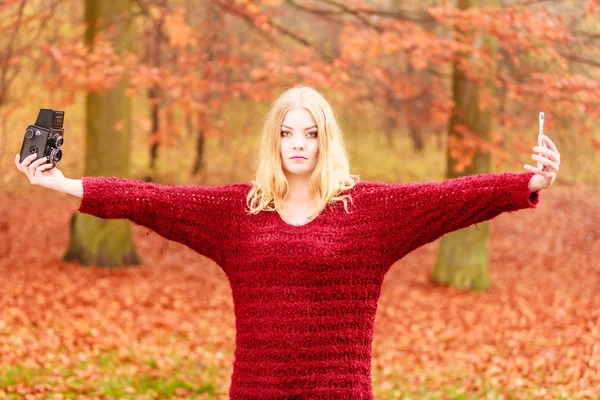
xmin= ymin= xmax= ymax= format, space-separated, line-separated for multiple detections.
xmin=14 ymin=153 xmax=65 ymax=192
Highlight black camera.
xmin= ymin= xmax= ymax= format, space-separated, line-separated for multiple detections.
xmin=19 ymin=109 xmax=65 ymax=168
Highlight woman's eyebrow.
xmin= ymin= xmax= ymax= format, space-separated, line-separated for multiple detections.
xmin=282 ymin=125 xmax=317 ymax=131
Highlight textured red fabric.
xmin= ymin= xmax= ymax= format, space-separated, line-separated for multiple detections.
xmin=78 ymin=171 xmax=540 ymax=399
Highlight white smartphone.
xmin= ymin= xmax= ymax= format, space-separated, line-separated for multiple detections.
xmin=538 ymin=112 xmax=547 ymax=170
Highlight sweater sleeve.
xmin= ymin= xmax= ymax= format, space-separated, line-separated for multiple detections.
xmin=357 ymin=171 xmax=540 ymax=264
xmin=77 ymin=177 xmax=243 ymax=265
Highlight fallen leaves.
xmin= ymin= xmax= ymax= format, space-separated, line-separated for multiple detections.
xmin=1 ymin=183 xmax=599 ymax=398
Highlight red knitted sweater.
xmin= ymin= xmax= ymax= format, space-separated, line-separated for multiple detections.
xmin=78 ymin=171 xmax=539 ymax=399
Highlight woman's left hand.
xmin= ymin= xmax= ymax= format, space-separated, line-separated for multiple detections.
xmin=524 ymin=135 xmax=561 ymax=192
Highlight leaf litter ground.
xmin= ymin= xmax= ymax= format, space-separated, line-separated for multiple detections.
xmin=0 ymin=185 xmax=598 ymax=399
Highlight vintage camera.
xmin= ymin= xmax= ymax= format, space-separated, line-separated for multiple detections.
xmin=19 ymin=109 xmax=65 ymax=168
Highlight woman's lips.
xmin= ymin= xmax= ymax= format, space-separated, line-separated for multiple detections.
xmin=291 ymin=156 xmax=307 ymax=160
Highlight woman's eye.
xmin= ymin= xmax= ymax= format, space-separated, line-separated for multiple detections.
xmin=280 ymin=131 xmax=317 ymax=137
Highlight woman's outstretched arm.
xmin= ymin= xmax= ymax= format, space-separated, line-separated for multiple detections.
xmin=356 ymin=171 xmax=540 ymax=264
xmin=14 ymin=153 xmax=243 ymax=265
xmin=352 ymin=135 xmax=560 ymax=265
xmin=75 ymin=176 xmax=244 ymax=264
xmin=60 ymin=177 xmax=83 ymax=197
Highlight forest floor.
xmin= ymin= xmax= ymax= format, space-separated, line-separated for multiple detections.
xmin=0 ymin=183 xmax=598 ymax=399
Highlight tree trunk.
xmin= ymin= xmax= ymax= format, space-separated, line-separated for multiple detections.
xmin=383 ymin=94 xmax=397 ymax=150
xmin=407 ymin=121 xmax=425 ymax=151
xmin=147 ymin=9 xmax=164 ymax=180
xmin=64 ymin=0 xmax=140 ymax=267
xmin=404 ymin=81 xmax=428 ymax=152
xmin=185 ymin=112 xmax=193 ymax=140
xmin=147 ymin=85 xmax=160 ymax=182
xmin=430 ymin=0 xmax=499 ymax=290
xmin=191 ymin=125 xmax=206 ymax=176
xmin=149 ymin=89 xmax=159 ymax=165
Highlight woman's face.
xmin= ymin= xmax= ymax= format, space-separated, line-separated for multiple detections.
xmin=280 ymin=107 xmax=319 ymax=177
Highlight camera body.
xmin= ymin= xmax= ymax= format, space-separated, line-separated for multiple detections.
xmin=19 ymin=109 xmax=65 ymax=168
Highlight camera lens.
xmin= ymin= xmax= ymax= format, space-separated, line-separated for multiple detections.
xmin=55 ymin=135 xmax=64 ymax=147
xmin=50 ymin=148 xmax=62 ymax=164
xmin=26 ymin=129 xmax=34 ymax=139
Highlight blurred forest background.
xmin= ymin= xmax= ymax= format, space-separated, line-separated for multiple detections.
xmin=1 ymin=0 xmax=599 ymax=399
xmin=1 ymin=0 xmax=599 ymax=188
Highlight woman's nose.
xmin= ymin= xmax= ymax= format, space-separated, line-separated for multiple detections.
xmin=293 ymin=138 xmax=305 ymax=149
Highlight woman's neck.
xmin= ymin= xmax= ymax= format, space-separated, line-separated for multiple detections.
xmin=284 ymin=175 xmax=314 ymax=205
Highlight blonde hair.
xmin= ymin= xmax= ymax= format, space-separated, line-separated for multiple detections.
xmin=246 ymin=85 xmax=360 ymax=222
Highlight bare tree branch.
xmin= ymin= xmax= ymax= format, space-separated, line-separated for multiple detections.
xmin=316 ymin=0 xmax=382 ymax=32
xmin=268 ymin=20 xmax=334 ymax=61
xmin=560 ymin=52 xmax=600 ymax=69
xmin=571 ymin=30 xmax=600 ymax=41
xmin=286 ymin=0 xmax=434 ymax=25
xmin=213 ymin=1 xmax=283 ymax=50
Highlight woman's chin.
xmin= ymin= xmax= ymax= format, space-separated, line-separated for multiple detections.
xmin=284 ymin=167 xmax=313 ymax=178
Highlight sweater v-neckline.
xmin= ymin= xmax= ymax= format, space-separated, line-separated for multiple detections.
xmin=275 ymin=199 xmax=325 ymax=228
xmin=275 ymin=210 xmax=322 ymax=229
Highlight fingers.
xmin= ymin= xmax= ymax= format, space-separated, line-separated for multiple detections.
xmin=533 ymin=145 xmax=559 ymax=163
xmin=527 ymin=134 xmax=560 ymax=180
xmin=543 ymin=135 xmax=560 ymax=156
xmin=524 ymin=163 xmax=554 ymax=178
xmin=15 ymin=153 xmax=37 ymax=172
xmin=15 ymin=153 xmax=52 ymax=184
xmin=531 ymin=154 xmax=559 ymax=172
xmin=537 ymin=135 xmax=561 ymax=161
xmin=28 ymin=157 xmax=48 ymax=177
xmin=33 ymin=162 xmax=54 ymax=182
xmin=524 ymin=164 xmax=541 ymax=174
xmin=533 ymin=135 xmax=561 ymax=169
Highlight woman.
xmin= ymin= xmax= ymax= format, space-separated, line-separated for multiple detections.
xmin=15 ymin=85 xmax=560 ymax=399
